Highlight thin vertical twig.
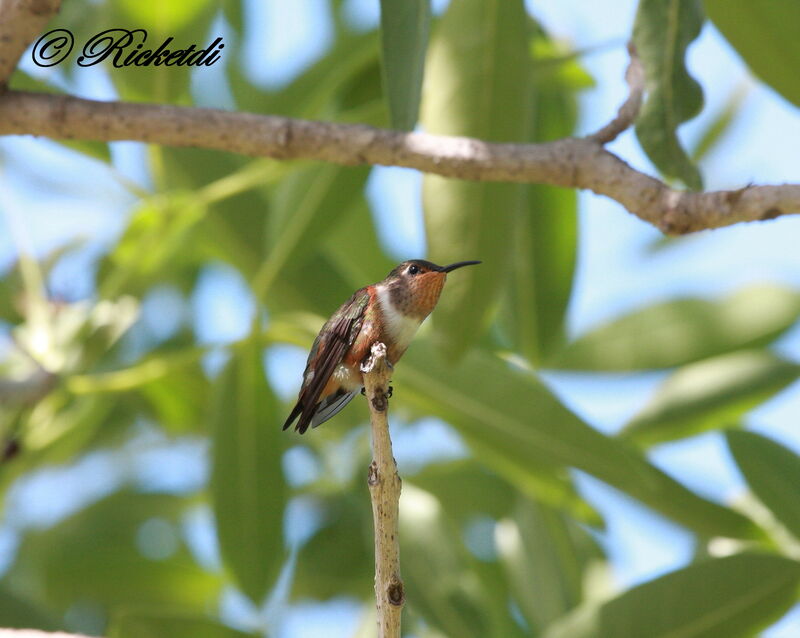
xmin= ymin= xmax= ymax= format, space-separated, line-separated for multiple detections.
xmin=361 ymin=342 xmax=404 ymax=638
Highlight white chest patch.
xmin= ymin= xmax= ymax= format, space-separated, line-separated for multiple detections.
xmin=377 ymin=285 xmax=422 ymax=351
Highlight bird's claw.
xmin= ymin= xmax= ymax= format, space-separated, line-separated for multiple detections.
xmin=361 ymin=385 xmax=393 ymax=397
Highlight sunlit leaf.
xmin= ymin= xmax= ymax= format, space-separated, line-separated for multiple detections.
xmin=379 ymin=0 xmax=431 ymax=130
xmin=621 ymin=351 xmax=800 ymax=446
xmin=704 ymin=0 xmax=800 ymax=107
xmin=210 ymin=338 xmax=287 ymax=604
xmin=115 ymin=0 xmax=214 ymax=32
xmin=104 ymin=0 xmax=218 ymax=104
xmin=727 ymin=430 xmax=800 ymax=541
xmin=633 ymin=0 xmax=704 ymax=189
xmin=543 ymin=553 xmax=800 ymax=638
xmin=550 ymin=285 xmax=800 ymax=371
xmin=422 ymin=0 xmax=532 ymax=359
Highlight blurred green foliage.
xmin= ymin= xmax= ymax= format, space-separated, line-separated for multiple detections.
xmin=2 ymin=0 xmax=800 ymax=637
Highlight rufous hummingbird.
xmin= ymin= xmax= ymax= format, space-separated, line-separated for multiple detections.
xmin=283 ymin=259 xmax=480 ymax=433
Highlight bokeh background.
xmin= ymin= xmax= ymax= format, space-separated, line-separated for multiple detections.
xmin=1 ymin=0 xmax=800 ymax=637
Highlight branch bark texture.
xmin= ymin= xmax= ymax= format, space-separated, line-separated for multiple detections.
xmin=0 ymin=89 xmax=797 ymax=234
xmin=0 ymin=0 xmax=61 ymax=89
xmin=0 ymin=0 xmax=798 ymax=234
xmin=361 ymin=342 xmax=404 ymax=638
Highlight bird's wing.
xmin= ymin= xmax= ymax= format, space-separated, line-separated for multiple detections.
xmin=311 ymin=390 xmax=358 ymax=429
xmin=283 ymin=288 xmax=369 ymax=433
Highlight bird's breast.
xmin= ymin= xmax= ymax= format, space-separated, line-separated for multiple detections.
xmin=376 ymin=285 xmax=423 ymax=361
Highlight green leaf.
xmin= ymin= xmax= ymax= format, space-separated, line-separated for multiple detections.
xmin=550 ymin=285 xmax=800 ymax=371
xmin=253 ymin=164 xmax=369 ymax=303
xmin=110 ymin=610 xmax=256 ymax=638
xmin=543 ymin=553 xmax=800 ymax=638
xmin=691 ymin=87 xmax=747 ymax=163
xmin=98 ymin=194 xmax=206 ymax=298
xmin=633 ymin=0 xmax=704 ymax=189
xmin=497 ymin=498 xmax=604 ymax=633
xmin=270 ymin=253 xmax=363 ymax=318
xmin=162 ymin=149 xmax=277 ymax=280
xmin=409 ymin=459 xmax=517 ymax=522
xmin=7 ymin=491 xmax=220 ymax=612
xmin=103 ymin=0 xmax=218 ymax=104
xmin=503 ymin=29 xmax=582 ymax=364
xmin=0 ymin=586 xmax=59 ymax=630
xmin=379 ymin=0 xmax=431 ymax=130
xmin=115 ymin=0 xmax=215 ymax=32
xmin=400 ymin=485 xmax=492 ymax=638
xmin=510 ymin=188 xmax=577 ymax=364
xmin=252 ymin=31 xmax=380 ymax=119
xmin=292 ymin=493 xmax=374 ymax=600
xmin=396 ymin=342 xmax=759 ymax=538
xmin=0 ymin=394 xmax=131 ymax=498
xmin=621 ymin=351 xmax=800 ymax=446
xmin=323 ymin=200 xmax=398 ymax=292
xmin=727 ymin=430 xmax=800 ymax=541
xmin=704 ymin=0 xmax=800 ymax=107
xmin=422 ymin=0 xmax=532 ymax=359
xmin=210 ymin=339 xmax=287 ymax=603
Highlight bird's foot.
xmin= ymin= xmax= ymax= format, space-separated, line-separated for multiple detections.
xmin=361 ymin=385 xmax=392 ymax=398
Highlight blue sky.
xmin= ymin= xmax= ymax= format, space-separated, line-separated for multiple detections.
xmin=2 ymin=0 xmax=800 ymax=636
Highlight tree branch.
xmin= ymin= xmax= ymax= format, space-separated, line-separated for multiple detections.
xmin=0 ymin=0 xmax=61 ymax=90
xmin=586 ymin=42 xmax=645 ymax=144
xmin=0 ymin=87 xmax=796 ymax=234
xmin=361 ymin=342 xmax=404 ymax=638
xmin=0 ymin=8 xmax=796 ymax=236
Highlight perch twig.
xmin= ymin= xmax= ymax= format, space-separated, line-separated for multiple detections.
xmin=361 ymin=342 xmax=404 ymax=638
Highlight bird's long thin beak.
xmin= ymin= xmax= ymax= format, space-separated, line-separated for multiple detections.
xmin=440 ymin=260 xmax=481 ymax=273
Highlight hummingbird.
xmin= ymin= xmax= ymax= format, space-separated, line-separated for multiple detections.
xmin=282 ymin=259 xmax=480 ymax=434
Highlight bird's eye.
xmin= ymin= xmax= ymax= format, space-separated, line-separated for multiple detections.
xmin=408 ymin=264 xmax=420 ymax=275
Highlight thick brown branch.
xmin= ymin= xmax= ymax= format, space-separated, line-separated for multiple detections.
xmin=361 ymin=342 xmax=403 ymax=638
xmin=0 ymin=0 xmax=61 ymax=89
xmin=0 ymin=89 xmax=797 ymax=234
